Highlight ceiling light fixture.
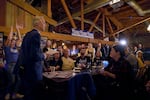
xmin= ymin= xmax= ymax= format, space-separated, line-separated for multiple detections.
xmin=119 ymin=39 xmax=127 ymax=46
xmin=109 ymin=0 xmax=124 ymax=12
xmin=109 ymin=0 xmax=120 ymax=5
xmin=147 ymin=24 xmax=150 ymax=32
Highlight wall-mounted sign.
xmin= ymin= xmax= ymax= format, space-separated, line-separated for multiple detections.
xmin=71 ymin=29 xmax=94 ymax=39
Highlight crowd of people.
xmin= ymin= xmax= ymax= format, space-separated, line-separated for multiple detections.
xmin=0 ymin=16 xmax=150 ymax=100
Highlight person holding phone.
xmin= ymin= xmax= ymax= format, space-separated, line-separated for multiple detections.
xmin=97 ymin=45 xmax=134 ymax=100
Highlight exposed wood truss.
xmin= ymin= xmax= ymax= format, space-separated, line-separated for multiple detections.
xmin=106 ymin=17 xmax=113 ymax=34
xmin=102 ymin=14 xmax=106 ymax=37
xmin=58 ymin=0 xmax=111 ymax=25
xmin=100 ymin=8 xmax=123 ymax=30
xmin=74 ymin=17 xmax=103 ymax=33
xmin=111 ymin=16 xmax=150 ymax=36
xmin=61 ymin=0 xmax=77 ymax=29
xmin=88 ymin=12 xmax=101 ymax=32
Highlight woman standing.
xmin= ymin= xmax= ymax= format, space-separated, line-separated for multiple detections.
xmin=4 ymin=24 xmax=23 ymax=99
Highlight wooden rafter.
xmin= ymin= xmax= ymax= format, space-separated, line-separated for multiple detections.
xmin=47 ymin=0 xmax=52 ymax=17
xmin=89 ymin=12 xmax=101 ymax=32
xmin=61 ymin=0 xmax=77 ymax=29
xmin=81 ymin=0 xmax=84 ymax=30
xmin=111 ymin=16 xmax=150 ymax=36
xmin=58 ymin=0 xmax=111 ymax=25
xmin=102 ymin=14 xmax=105 ymax=37
xmin=74 ymin=17 xmax=103 ymax=33
xmin=100 ymin=8 xmax=123 ymax=30
xmin=0 ymin=26 xmax=115 ymax=45
xmin=8 ymin=0 xmax=57 ymax=26
xmin=106 ymin=17 xmax=113 ymax=33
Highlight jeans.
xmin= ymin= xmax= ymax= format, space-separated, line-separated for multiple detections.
xmin=6 ymin=63 xmax=16 ymax=96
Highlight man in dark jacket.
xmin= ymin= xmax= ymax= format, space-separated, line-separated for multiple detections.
xmin=20 ymin=16 xmax=46 ymax=100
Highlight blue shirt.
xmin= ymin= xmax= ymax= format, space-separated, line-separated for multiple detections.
xmin=4 ymin=46 xmax=19 ymax=64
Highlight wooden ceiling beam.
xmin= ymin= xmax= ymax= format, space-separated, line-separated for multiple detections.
xmin=89 ymin=12 xmax=101 ymax=32
xmin=100 ymin=8 xmax=123 ymax=30
xmin=81 ymin=0 xmax=84 ymax=30
xmin=102 ymin=14 xmax=106 ymax=37
xmin=58 ymin=0 xmax=111 ymax=25
xmin=0 ymin=26 xmax=29 ymax=34
xmin=8 ymin=0 xmax=57 ymax=26
xmin=42 ymin=32 xmax=115 ymax=45
xmin=112 ymin=16 xmax=150 ymax=36
xmin=74 ymin=17 xmax=103 ymax=33
xmin=61 ymin=0 xmax=77 ymax=29
xmin=0 ymin=26 xmax=115 ymax=45
xmin=106 ymin=17 xmax=113 ymax=33
xmin=47 ymin=0 xmax=52 ymax=17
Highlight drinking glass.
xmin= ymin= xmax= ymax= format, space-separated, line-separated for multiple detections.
xmin=50 ymin=66 xmax=55 ymax=72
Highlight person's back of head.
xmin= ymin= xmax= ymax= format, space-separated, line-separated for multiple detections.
xmin=112 ymin=44 xmax=126 ymax=57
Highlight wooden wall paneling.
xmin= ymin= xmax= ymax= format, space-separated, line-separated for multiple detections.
xmin=17 ymin=7 xmax=25 ymax=28
xmin=8 ymin=0 xmax=57 ymax=26
xmin=25 ymin=12 xmax=33 ymax=30
xmin=6 ymin=2 xmax=13 ymax=27
xmin=0 ymin=0 xmax=6 ymax=26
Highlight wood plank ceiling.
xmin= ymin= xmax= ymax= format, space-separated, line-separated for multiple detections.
xmin=27 ymin=0 xmax=150 ymax=47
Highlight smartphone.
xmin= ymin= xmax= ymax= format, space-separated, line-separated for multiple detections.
xmin=102 ymin=60 xmax=109 ymax=69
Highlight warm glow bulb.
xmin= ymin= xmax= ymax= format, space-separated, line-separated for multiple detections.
xmin=62 ymin=42 xmax=65 ymax=46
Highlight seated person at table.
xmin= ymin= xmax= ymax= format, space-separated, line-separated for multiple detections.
xmin=93 ymin=51 xmax=103 ymax=66
xmin=85 ymin=43 xmax=95 ymax=60
xmin=62 ymin=48 xmax=74 ymax=71
xmin=70 ymin=45 xmax=79 ymax=56
xmin=49 ymin=51 xmax=62 ymax=71
xmin=145 ymin=80 xmax=150 ymax=93
xmin=75 ymin=48 xmax=91 ymax=70
xmin=97 ymin=45 xmax=134 ymax=100
xmin=43 ymin=47 xmax=50 ymax=71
